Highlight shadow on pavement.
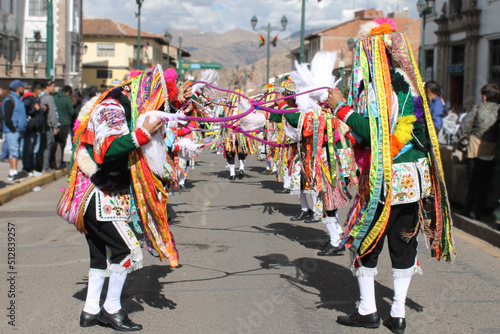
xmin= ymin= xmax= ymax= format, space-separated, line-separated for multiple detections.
xmin=255 ymin=253 xmax=424 ymax=316
xmin=73 ymin=265 xmax=176 ymax=314
xmin=253 ymin=222 xmax=328 ymax=250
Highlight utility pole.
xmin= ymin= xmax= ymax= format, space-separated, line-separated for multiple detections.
xmin=46 ymin=0 xmax=53 ymax=78
xmin=177 ymin=35 xmax=183 ymax=78
xmin=251 ymin=15 xmax=288 ymax=84
xmin=300 ymin=0 xmax=306 ymax=63
xmin=136 ymin=0 xmax=144 ymax=70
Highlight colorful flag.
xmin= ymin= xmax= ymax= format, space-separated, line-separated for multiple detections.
xmin=144 ymin=41 xmax=149 ymax=49
xmin=259 ymin=33 xmax=265 ymax=47
xmin=248 ymin=72 xmax=254 ymax=81
xmin=271 ymin=34 xmax=279 ymax=47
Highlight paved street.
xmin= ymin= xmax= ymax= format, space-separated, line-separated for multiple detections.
xmin=1 ymin=150 xmax=499 ymax=334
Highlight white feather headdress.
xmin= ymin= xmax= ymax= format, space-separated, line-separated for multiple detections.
xmin=290 ymin=51 xmax=340 ymax=112
xmin=192 ymin=69 xmax=220 ymax=95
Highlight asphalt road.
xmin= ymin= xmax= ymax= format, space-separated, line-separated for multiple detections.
xmin=1 ymin=151 xmax=499 ymax=334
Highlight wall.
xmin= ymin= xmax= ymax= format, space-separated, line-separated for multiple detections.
xmin=82 ymin=35 xmax=164 ymax=88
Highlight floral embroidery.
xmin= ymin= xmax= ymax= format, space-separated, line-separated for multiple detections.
xmin=96 ymin=190 xmax=131 ymax=221
xmin=400 ymin=175 xmax=414 ymax=190
xmin=389 ymin=162 xmax=420 ymax=205
xmin=103 ymin=204 xmax=112 ymax=214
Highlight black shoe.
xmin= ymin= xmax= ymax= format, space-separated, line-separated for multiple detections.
xmin=290 ymin=209 xmax=312 ymax=221
xmin=337 ymin=310 xmax=380 ymax=328
xmin=318 ymin=243 xmax=345 ymax=256
xmin=274 ymin=188 xmax=291 ymax=194
xmin=238 ymin=169 xmax=244 ymax=179
xmin=304 ymin=215 xmax=321 ymax=223
xmin=98 ymin=308 xmax=142 ymax=331
xmin=383 ymin=315 xmax=406 ymax=333
xmin=228 ymin=175 xmax=236 ymax=181
xmin=319 ymin=240 xmax=330 ymax=250
xmin=179 ymin=185 xmax=190 ymax=192
xmin=7 ymin=173 xmax=20 ymax=182
xmin=18 ymin=171 xmax=29 ymax=179
xmin=80 ymin=311 xmax=100 ymax=327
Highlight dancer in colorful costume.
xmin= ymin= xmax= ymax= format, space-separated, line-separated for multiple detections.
xmin=265 ymin=79 xmax=322 ymax=223
xmin=289 ymin=52 xmax=358 ymax=253
xmin=325 ymin=19 xmax=454 ymax=333
xmin=57 ymin=66 xmax=191 ymax=331
xmin=220 ymin=92 xmax=258 ymax=180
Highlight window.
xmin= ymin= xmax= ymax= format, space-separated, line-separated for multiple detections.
xmin=97 ymin=70 xmax=112 ymax=79
xmin=450 ymin=0 xmax=462 ymax=16
xmin=71 ymin=44 xmax=77 ymax=73
xmin=97 ymin=43 xmax=115 ymax=57
xmin=490 ymin=39 xmax=500 ymax=84
xmin=424 ymin=49 xmax=434 ymax=80
xmin=26 ymin=40 xmax=46 ymax=64
xmin=133 ymin=45 xmax=144 ymax=55
xmin=452 ymin=44 xmax=465 ymax=64
xmin=29 ymin=0 xmax=46 ymax=17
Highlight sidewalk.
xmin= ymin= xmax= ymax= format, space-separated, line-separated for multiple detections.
xmin=1 ymin=147 xmax=499 ymax=249
xmin=0 ymin=148 xmax=70 ymax=205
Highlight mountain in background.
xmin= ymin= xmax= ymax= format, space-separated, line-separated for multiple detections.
xmin=166 ymin=27 xmax=324 ymax=94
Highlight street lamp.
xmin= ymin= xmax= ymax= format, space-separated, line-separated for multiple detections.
xmin=177 ymin=35 xmax=183 ymax=77
xmin=251 ymin=15 xmax=288 ymax=84
xmin=46 ymin=0 xmax=54 ymax=78
xmin=164 ymin=30 xmax=172 ymax=68
xmin=135 ymin=0 xmax=144 ymax=70
xmin=417 ymin=0 xmax=435 ymax=78
xmin=347 ymin=37 xmax=357 ymax=71
xmin=299 ymin=0 xmax=306 ymax=63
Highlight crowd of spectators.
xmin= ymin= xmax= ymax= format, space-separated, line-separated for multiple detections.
xmin=0 ymin=78 xmax=98 ymax=182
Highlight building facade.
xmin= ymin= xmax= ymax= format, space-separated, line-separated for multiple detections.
xmin=0 ymin=0 xmax=83 ymax=89
xmin=423 ymin=0 xmax=500 ymax=108
xmin=82 ymin=18 xmax=190 ymax=89
xmin=289 ymin=9 xmax=421 ymax=79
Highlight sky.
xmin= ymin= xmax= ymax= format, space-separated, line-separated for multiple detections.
xmin=83 ymin=0 xmax=421 ymax=37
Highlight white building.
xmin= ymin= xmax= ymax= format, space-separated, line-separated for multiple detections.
xmin=0 ymin=0 xmax=83 ymax=88
xmin=422 ymin=0 xmax=500 ymax=107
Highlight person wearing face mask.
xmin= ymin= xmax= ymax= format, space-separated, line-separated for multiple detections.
xmin=39 ymin=80 xmax=60 ymax=173
xmin=2 ymin=80 xmax=28 ymax=181
xmin=21 ymin=81 xmax=46 ymax=177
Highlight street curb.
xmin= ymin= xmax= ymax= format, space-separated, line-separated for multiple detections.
xmin=452 ymin=212 xmax=500 ymax=248
xmin=0 ymin=168 xmax=68 ymax=205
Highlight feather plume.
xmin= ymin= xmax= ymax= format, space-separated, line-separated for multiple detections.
xmin=192 ymin=69 xmax=220 ymax=94
xmin=176 ymin=137 xmax=203 ymax=160
xmin=290 ymin=51 xmax=339 ymax=112
xmin=135 ymin=110 xmax=168 ymax=178
xmin=359 ymin=21 xmax=379 ymax=38
xmin=238 ymin=99 xmax=266 ymax=131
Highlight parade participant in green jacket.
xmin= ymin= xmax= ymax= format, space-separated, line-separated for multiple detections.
xmin=325 ymin=18 xmax=454 ymax=333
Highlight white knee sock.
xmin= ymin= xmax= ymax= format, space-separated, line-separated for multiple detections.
xmin=298 ymin=192 xmax=309 ymax=211
xmin=357 ymin=275 xmax=377 ymax=315
xmin=283 ymin=171 xmax=291 ymax=189
xmin=310 ymin=192 xmax=318 ymax=207
xmin=324 ymin=216 xmax=343 ymax=247
xmin=228 ymin=164 xmax=235 ymax=176
xmin=391 ymin=276 xmax=412 ymax=318
xmin=239 ymin=159 xmax=245 ymax=171
xmin=103 ymin=271 xmax=127 ymax=314
xmin=266 ymin=159 xmax=271 ymax=170
xmin=83 ymin=275 xmax=106 ymax=315
xmin=179 ymin=172 xmax=186 ymax=186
